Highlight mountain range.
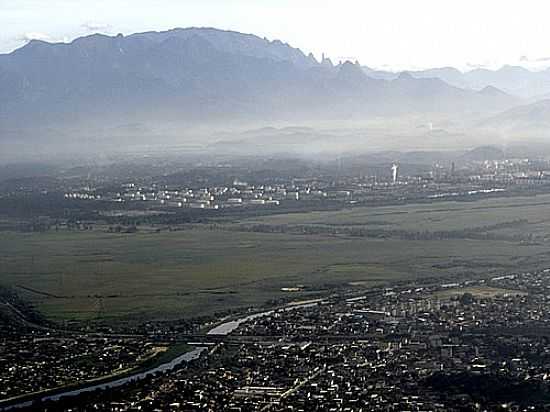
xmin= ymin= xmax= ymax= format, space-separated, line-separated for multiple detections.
xmin=0 ymin=27 xmax=548 ymax=156
xmin=363 ymin=65 xmax=550 ymax=99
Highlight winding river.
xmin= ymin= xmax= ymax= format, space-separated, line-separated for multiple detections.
xmin=0 ymin=304 xmax=316 ymax=410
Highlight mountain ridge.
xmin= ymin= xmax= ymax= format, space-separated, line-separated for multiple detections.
xmin=363 ymin=64 xmax=550 ymax=98
xmin=0 ymin=27 xmax=534 ymax=152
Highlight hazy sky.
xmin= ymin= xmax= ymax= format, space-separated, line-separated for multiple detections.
xmin=2 ymin=0 xmax=550 ymax=71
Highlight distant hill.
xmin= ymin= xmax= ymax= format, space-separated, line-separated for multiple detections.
xmin=364 ymin=65 xmax=550 ymax=99
xmin=0 ymin=27 xmax=521 ymax=148
xmin=478 ymin=99 xmax=550 ymax=134
xmin=461 ymin=146 xmax=505 ymax=162
xmin=382 ymin=72 xmax=519 ymax=115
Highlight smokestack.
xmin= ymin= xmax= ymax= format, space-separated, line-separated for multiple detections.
xmin=391 ymin=163 xmax=399 ymax=184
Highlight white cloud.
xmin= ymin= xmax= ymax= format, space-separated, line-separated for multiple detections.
xmin=466 ymin=62 xmax=495 ymax=70
xmin=17 ymin=32 xmax=50 ymax=42
xmin=81 ymin=22 xmax=112 ymax=32
xmin=506 ymin=55 xmax=550 ymax=71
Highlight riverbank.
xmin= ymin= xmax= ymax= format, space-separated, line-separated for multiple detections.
xmin=0 ymin=300 xmax=323 ymax=411
xmin=0 ymin=342 xmax=193 ymax=410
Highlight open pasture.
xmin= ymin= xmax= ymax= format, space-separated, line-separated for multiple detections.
xmin=3 ymin=195 xmax=550 ymax=323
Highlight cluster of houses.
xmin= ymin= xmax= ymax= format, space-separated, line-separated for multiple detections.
xmin=0 ymin=334 xmax=156 ymax=400
xmin=28 ymin=269 xmax=550 ymax=411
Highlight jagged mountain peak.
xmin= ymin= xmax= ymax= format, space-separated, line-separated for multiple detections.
xmin=0 ymin=27 xmax=528 ymax=140
xmin=129 ymin=27 xmax=317 ymax=68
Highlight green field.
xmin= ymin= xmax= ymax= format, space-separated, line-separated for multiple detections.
xmin=242 ymin=194 xmax=550 ymax=237
xmin=2 ymin=194 xmax=550 ymax=324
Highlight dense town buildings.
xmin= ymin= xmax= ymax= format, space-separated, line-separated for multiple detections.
xmin=4 ymin=270 xmax=550 ymax=410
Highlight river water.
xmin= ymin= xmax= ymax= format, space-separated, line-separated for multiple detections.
xmin=0 ymin=306 xmax=306 ymax=410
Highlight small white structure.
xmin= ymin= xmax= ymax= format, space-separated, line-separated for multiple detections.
xmin=391 ymin=163 xmax=399 ymax=184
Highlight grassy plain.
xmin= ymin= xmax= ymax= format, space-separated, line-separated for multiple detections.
xmin=242 ymin=194 xmax=550 ymax=237
xmin=2 ymin=194 xmax=550 ymax=324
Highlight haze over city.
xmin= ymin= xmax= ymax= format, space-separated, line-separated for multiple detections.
xmin=4 ymin=2 xmax=550 ymax=411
